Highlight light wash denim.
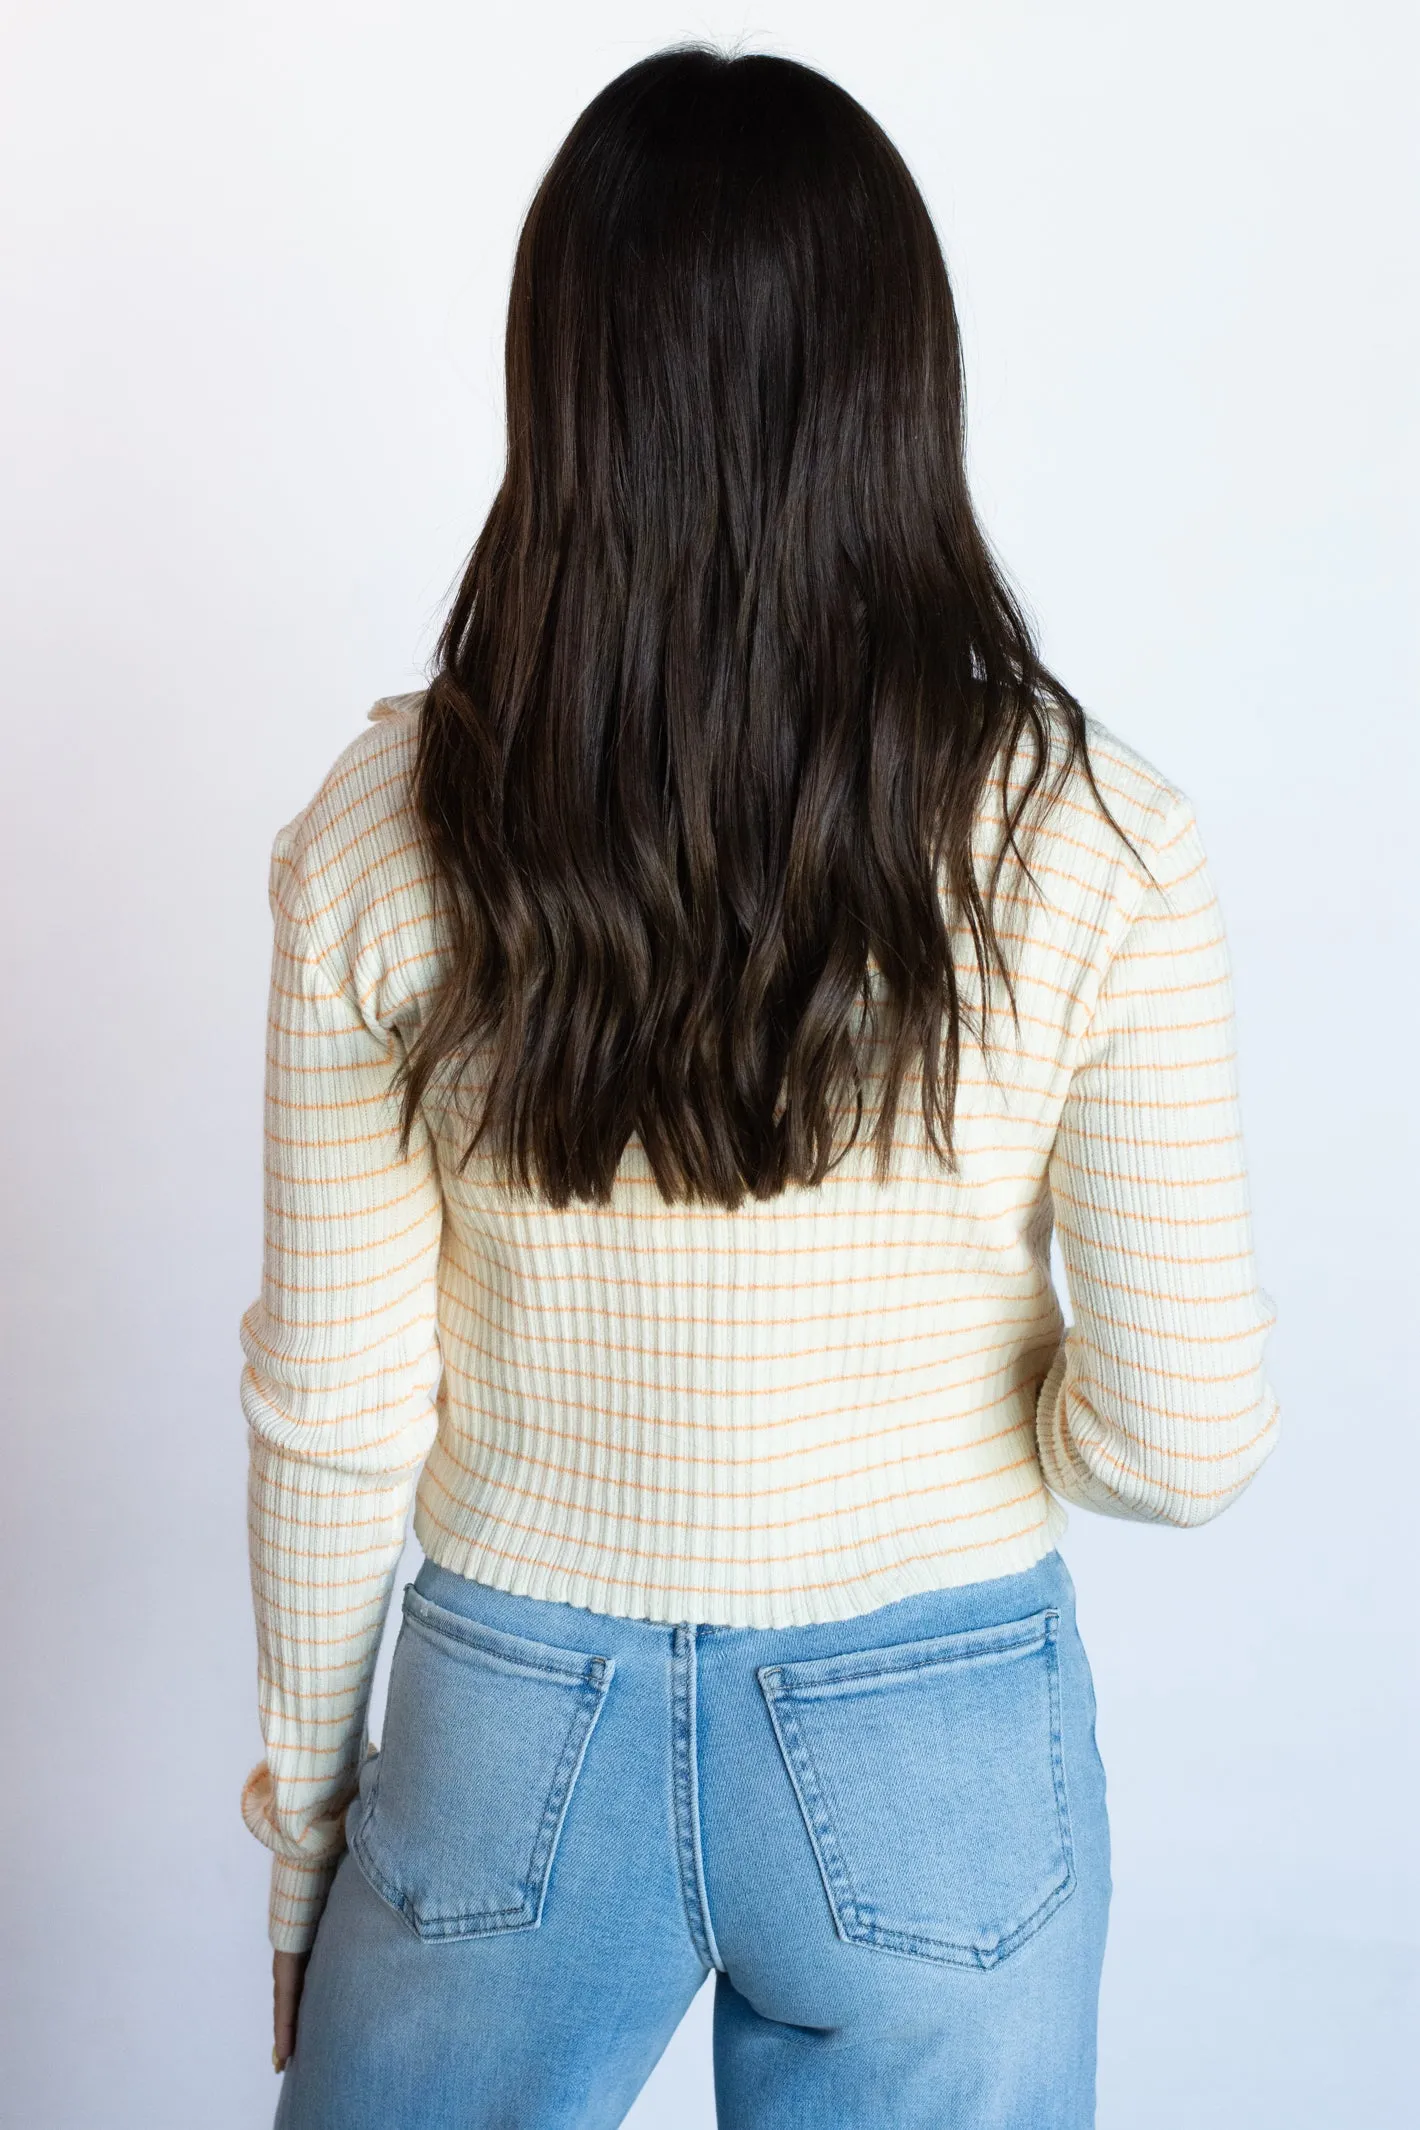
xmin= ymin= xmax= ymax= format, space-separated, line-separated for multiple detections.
xmin=276 ymin=1547 xmax=1111 ymax=2129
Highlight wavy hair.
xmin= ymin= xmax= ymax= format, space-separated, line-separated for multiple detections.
xmin=398 ymin=45 xmax=1112 ymax=1208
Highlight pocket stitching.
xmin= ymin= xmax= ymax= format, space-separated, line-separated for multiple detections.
xmin=758 ymin=1607 xmax=1076 ymax=1971
xmin=401 ymin=1584 xmax=607 ymax=1688
xmin=349 ymin=1636 xmax=615 ymax=1942
xmin=759 ymin=1609 xmax=1055 ymax=1698
xmin=515 ymin=1668 xmax=613 ymax=1932
xmin=759 ymin=1687 xmax=869 ymax=1945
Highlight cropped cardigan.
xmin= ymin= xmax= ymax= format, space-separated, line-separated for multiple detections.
xmin=239 ymin=695 xmax=1278 ymax=1950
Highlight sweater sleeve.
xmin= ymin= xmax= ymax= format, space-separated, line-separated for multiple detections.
xmin=1035 ymin=795 xmax=1279 ymax=1524
xmin=239 ymin=821 xmax=444 ymax=1954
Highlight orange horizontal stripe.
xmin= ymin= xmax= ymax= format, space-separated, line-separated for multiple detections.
xmin=264 ymin=1047 xmax=395 ymax=1078
xmin=295 ymin=833 xmax=430 ymax=935
xmin=262 ymin=1175 xmax=436 ymax=1225
xmin=1067 ymin=1303 xmax=1268 ymax=1347
xmin=263 ymin=1115 xmax=430 ymax=1157
xmin=444 ymin=1176 xmax=1060 ymax=1224
xmin=436 ymin=1349 xmax=1044 ymax=1446
xmin=414 ymin=1494 xmax=1053 ymax=1602
xmin=1072 ymin=1049 xmax=1237 ymax=1078
xmin=440 ymin=1224 xmax=1043 ymax=1269
xmin=259 ymin=1254 xmax=440 ymax=1316
xmin=255 ymin=1204 xmax=439 ymax=1261
xmin=1067 ymin=1258 xmax=1261 ymax=1305
xmin=267 ymin=1083 xmax=414 ymax=1119
xmin=1052 ymin=1185 xmax=1250 ymax=1230
xmin=1068 ymin=1405 xmax=1279 ymax=1497
xmin=300 ymin=766 xmax=425 ymax=871
xmin=1052 ymin=1164 xmax=1246 ymax=1195
xmin=261 ymin=1699 xmax=366 ymax=1728
xmin=1097 ymin=1404 xmax=1271 ymax=1455
xmin=422 ymin=1436 xmax=1043 ymax=1540
xmin=240 ymin=1324 xmax=439 ymax=1397
xmin=248 ymin=1561 xmax=400 ymax=1600
xmin=443 ymin=1262 xmax=1049 ymax=1326
xmin=435 ymin=1373 xmax=1038 ymax=1475
xmin=436 ymin=1363 xmax=1043 ymax=1465
xmin=249 ymin=1525 xmax=407 ymax=1569
xmin=1054 ymin=1219 xmax=1252 ymax=1270
xmin=264 ymin=1147 xmax=424 ymax=1189
xmin=260 ymin=1763 xmax=364 ymax=1786
xmin=295 ymin=728 xmax=412 ymax=819
xmin=440 ymin=1287 xmax=1047 ymax=1365
xmin=428 ymin=1408 xmax=1034 ymax=1507
xmin=415 ymin=1474 xmax=1049 ymax=1574
xmin=259 ymin=1642 xmax=381 ymax=1674
xmin=1109 ymin=930 xmax=1226 ymax=964
xmin=436 ymin=1308 xmax=1051 ymax=1405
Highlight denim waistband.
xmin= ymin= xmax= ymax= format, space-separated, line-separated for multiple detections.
xmin=410 ymin=1544 xmax=1073 ymax=1669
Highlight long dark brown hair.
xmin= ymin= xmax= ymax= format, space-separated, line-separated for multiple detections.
xmin=398 ymin=45 xmax=1110 ymax=1209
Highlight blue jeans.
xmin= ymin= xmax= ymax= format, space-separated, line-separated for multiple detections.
xmin=276 ymin=1547 xmax=1111 ymax=2129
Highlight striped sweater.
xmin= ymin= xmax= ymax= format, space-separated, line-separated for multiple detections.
xmin=240 ymin=693 xmax=1278 ymax=1952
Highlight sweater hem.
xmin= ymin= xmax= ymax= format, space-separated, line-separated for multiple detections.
xmin=411 ymin=1489 xmax=1069 ymax=1631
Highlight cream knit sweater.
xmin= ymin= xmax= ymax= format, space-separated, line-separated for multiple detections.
xmin=240 ymin=694 xmax=1278 ymax=1952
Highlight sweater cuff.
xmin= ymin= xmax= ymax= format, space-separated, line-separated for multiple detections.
xmin=269 ymin=1853 xmax=342 ymax=1955
xmin=1035 ymin=1345 xmax=1144 ymax=1521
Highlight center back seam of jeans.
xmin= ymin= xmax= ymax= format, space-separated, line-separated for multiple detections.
xmin=670 ymin=1624 xmax=725 ymax=1972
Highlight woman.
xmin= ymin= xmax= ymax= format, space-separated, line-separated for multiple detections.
xmin=240 ymin=46 xmax=1278 ymax=2130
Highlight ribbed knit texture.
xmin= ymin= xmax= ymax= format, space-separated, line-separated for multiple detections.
xmin=240 ymin=693 xmax=1278 ymax=1950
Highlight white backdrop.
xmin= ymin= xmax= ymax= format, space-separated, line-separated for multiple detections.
xmin=1 ymin=3 xmax=1415 ymax=2125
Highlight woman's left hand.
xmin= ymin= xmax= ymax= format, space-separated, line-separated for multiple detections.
xmin=273 ymin=1950 xmax=309 ymax=2071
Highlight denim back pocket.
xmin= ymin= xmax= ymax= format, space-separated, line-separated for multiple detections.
xmin=757 ymin=1606 xmax=1073 ymax=1969
xmin=349 ymin=1585 xmax=614 ymax=1942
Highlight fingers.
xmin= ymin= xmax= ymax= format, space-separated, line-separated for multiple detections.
xmin=272 ymin=1949 xmax=309 ymax=2072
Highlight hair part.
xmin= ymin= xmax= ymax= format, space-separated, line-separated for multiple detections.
xmin=397 ymin=44 xmax=1117 ymax=1208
